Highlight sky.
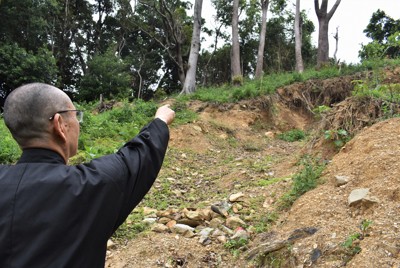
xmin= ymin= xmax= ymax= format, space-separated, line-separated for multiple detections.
xmin=197 ymin=0 xmax=400 ymax=64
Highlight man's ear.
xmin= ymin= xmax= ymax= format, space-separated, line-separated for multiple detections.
xmin=52 ymin=113 xmax=67 ymax=142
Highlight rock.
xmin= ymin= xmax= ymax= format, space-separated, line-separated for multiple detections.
xmin=211 ymin=229 xmax=225 ymax=237
xmin=348 ymin=188 xmax=370 ymax=205
xmin=220 ymin=225 xmax=234 ymax=235
xmin=184 ymin=210 xmax=202 ymax=221
xmin=264 ymin=131 xmax=275 ymax=138
xmin=209 ymin=218 xmax=224 ymax=228
xmin=198 ymin=208 xmax=213 ymax=221
xmin=229 ymin=192 xmax=245 ymax=202
xmin=158 ymin=217 xmax=172 ymax=224
xmin=334 ymin=175 xmax=350 ymax=186
xmin=226 ymin=216 xmax=246 ymax=229
xmin=152 ymin=223 xmax=169 ymax=233
xmin=211 ymin=201 xmax=232 ymax=217
xmin=142 ymin=218 xmax=157 ymax=225
xmin=193 ymin=125 xmax=203 ymax=132
xmin=177 ymin=218 xmax=202 ymax=227
xmin=230 ymin=227 xmax=249 ymax=241
xmin=170 ymin=223 xmax=195 ymax=235
xmin=310 ymin=248 xmax=322 ymax=263
xmin=107 ymin=239 xmax=116 ymax=249
xmin=156 ymin=208 xmax=179 ymax=218
xmin=142 ymin=207 xmax=158 ymax=216
xmin=348 ymin=188 xmax=379 ymax=206
xmin=166 ymin=220 xmax=177 ymax=229
xmin=216 ymin=235 xmax=227 ymax=244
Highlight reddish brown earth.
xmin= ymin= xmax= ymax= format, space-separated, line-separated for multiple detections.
xmin=106 ymin=67 xmax=400 ymax=268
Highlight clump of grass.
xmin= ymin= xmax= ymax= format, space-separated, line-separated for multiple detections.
xmin=277 ymin=156 xmax=325 ymax=209
xmin=277 ymin=129 xmax=306 ymax=142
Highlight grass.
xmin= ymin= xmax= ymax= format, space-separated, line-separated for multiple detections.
xmin=277 ymin=155 xmax=325 ymax=210
xmin=178 ymin=58 xmax=400 ymax=104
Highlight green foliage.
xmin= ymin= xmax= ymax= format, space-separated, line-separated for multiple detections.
xmin=278 ymin=156 xmax=325 ymax=209
xmin=224 ymin=237 xmax=249 ymax=257
xmin=78 ymin=48 xmax=132 ymax=102
xmin=324 ymin=129 xmax=350 ymax=148
xmin=342 ymin=233 xmax=362 ymax=255
xmin=70 ymin=99 xmax=158 ymax=163
xmin=0 ymin=43 xmax=57 ymax=89
xmin=360 ymin=9 xmax=400 ymax=60
xmin=232 ymin=75 xmax=243 ymax=86
xmin=0 ymin=119 xmax=21 ymax=164
xmin=253 ymin=212 xmax=279 ymax=233
xmin=171 ymin=100 xmax=198 ymax=125
xmin=277 ymin=129 xmax=306 ymax=142
xmin=353 ymin=78 xmax=400 ymax=104
xmin=341 ymin=220 xmax=373 ymax=263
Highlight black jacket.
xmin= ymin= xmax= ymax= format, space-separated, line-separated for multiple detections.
xmin=0 ymin=118 xmax=169 ymax=268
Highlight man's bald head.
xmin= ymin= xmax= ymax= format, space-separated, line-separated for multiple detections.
xmin=4 ymin=83 xmax=72 ymax=147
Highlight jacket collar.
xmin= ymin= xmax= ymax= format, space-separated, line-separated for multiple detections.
xmin=17 ymin=148 xmax=66 ymax=164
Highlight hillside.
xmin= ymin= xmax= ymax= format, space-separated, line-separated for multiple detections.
xmin=105 ymin=67 xmax=400 ymax=268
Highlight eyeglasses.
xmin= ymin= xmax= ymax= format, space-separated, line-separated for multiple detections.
xmin=49 ymin=110 xmax=84 ymax=123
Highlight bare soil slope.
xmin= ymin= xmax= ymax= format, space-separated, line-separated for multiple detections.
xmin=106 ymin=68 xmax=400 ymax=268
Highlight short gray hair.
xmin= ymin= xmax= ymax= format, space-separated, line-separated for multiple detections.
xmin=4 ymin=83 xmax=71 ymax=146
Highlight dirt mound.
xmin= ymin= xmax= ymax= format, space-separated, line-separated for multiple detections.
xmin=263 ymin=117 xmax=400 ymax=267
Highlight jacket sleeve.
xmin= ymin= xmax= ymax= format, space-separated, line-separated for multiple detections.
xmin=113 ymin=118 xmax=170 ymax=229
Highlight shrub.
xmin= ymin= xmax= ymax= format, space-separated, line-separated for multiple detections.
xmin=277 ymin=129 xmax=306 ymax=142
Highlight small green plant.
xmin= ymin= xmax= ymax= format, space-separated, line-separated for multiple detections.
xmin=312 ymin=105 xmax=331 ymax=119
xmin=341 ymin=220 xmax=373 ymax=262
xmin=324 ymin=129 xmax=350 ymax=148
xmin=360 ymin=219 xmax=373 ymax=237
xmin=277 ymin=129 xmax=306 ymax=142
xmin=224 ymin=237 xmax=249 ymax=257
xmin=253 ymin=212 xmax=278 ymax=233
xmin=342 ymin=233 xmax=362 ymax=255
xmin=277 ymin=156 xmax=325 ymax=209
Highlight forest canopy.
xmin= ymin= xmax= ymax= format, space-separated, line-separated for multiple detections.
xmin=0 ymin=0 xmax=398 ymax=105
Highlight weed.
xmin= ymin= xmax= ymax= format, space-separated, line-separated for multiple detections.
xmin=324 ymin=129 xmax=351 ymax=148
xmin=341 ymin=219 xmax=373 ymax=263
xmin=342 ymin=233 xmax=362 ymax=255
xmin=277 ymin=156 xmax=325 ymax=210
xmin=277 ymin=129 xmax=306 ymax=142
xmin=312 ymin=105 xmax=331 ymax=119
xmin=253 ymin=212 xmax=279 ymax=233
xmin=224 ymin=237 xmax=248 ymax=257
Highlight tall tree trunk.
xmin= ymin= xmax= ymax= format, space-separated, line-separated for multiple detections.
xmin=181 ymin=0 xmax=203 ymax=94
xmin=231 ymin=0 xmax=242 ymax=86
xmin=255 ymin=0 xmax=269 ymax=79
xmin=294 ymin=0 xmax=304 ymax=73
xmin=314 ymin=0 xmax=341 ymax=69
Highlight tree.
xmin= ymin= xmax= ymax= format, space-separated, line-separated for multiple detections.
xmin=78 ymin=48 xmax=131 ymax=102
xmin=181 ymin=0 xmax=203 ymax=94
xmin=314 ymin=0 xmax=341 ymax=68
xmin=255 ymin=0 xmax=269 ymax=79
xmin=231 ymin=0 xmax=242 ymax=85
xmin=294 ymin=0 xmax=304 ymax=73
xmin=135 ymin=0 xmax=192 ymax=89
xmin=359 ymin=10 xmax=400 ymax=60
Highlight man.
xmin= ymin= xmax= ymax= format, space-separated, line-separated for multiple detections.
xmin=0 ymin=82 xmax=175 ymax=267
